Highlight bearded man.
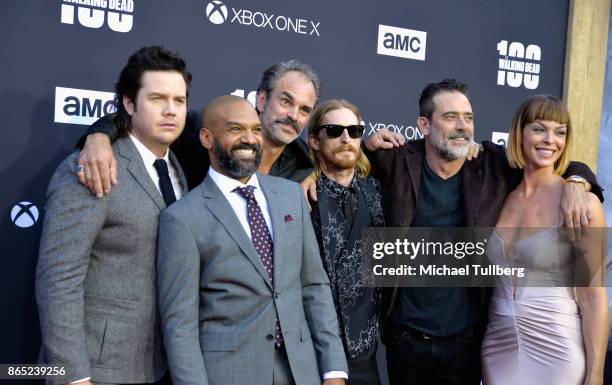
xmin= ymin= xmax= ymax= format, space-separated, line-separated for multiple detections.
xmin=363 ymin=79 xmax=602 ymax=385
xmin=156 ymin=95 xmax=347 ymax=385
xmin=307 ymin=99 xmax=384 ymax=385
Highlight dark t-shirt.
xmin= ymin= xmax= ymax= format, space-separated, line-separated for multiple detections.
xmin=391 ymin=160 xmax=480 ymax=336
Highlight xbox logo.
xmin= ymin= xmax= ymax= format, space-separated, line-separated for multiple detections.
xmin=206 ymin=0 xmax=228 ymax=25
xmin=11 ymin=201 xmax=39 ymax=228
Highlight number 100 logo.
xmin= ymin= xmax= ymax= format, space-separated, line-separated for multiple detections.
xmin=497 ymin=40 xmax=541 ymax=90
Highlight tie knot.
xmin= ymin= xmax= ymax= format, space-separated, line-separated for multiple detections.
xmin=234 ymin=185 xmax=256 ymax=200
xmin=153 ymin=159 xmax=169 ymax=176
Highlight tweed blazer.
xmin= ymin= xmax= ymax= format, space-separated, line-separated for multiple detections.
xmin=36 ymin=136 xmax=187 ymax=384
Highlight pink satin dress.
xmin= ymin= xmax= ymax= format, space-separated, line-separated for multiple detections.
xmin=481 ymin=227 xmax=585 ymax=385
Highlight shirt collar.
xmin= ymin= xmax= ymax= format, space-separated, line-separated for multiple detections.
xmin=129 ymin=133 xmax=170 ymax=165
xmin=320 ymin=173 xmax=357 ymax=193
xmin=207 ymin=167 xmax=260 ymax=195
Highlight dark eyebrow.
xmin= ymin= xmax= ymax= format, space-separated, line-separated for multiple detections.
xmin=441 ymin=111 xmax=473 ymax=116
xmin=147 ymin=92 xmax=186 ymax=98
xmin=280 ymin=91 xmax=294 ymax=101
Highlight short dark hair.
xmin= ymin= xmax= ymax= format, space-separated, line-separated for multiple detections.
xmin=256 ymin=60 xmax=321 ymax=112
xmin=114 ymin=46 xmax=192 ymax=136
xmin=419 ymin=78 xmax=468 ymax=120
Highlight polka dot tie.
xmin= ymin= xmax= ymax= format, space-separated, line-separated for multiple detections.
xmin=234 ymin=185 xmax=283 ymax=347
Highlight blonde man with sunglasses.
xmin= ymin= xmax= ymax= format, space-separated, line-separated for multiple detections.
xmin=307 ymin=99 xmax=385 ymax=385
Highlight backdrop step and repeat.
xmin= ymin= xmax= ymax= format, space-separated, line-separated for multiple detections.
xmin=1 ymin=0 xmax=568 ymax=371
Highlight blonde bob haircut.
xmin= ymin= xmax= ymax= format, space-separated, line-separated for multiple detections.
xmin=305 ymin=99 xmax=371 ymax=179
xmin=506 ymin=95 xmax=572 ymax=175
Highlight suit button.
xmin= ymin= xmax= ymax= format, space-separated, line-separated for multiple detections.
xmin=266 ymin=334 xmax=274 ymax=341
xmin=274 ymin=292 xmax=280 ymax=299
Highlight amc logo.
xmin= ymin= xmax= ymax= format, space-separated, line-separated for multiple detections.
xmin=377 ymin=24 xmax=427 ymax=61
xmin=54 ymin=87 xmax=117 ymax=126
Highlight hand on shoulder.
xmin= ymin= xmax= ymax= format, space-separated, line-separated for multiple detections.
xmin=587 ymin=192 xmax=606 ymax=227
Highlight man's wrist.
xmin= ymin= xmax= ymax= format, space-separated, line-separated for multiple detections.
xmin=564 ymin=175 xmax=591 ymax=192
xmin=69 ymin=377 xmax=90 ymax=384
xmin=323 ymin=371 xmax=348 ymax=380
xmin=86 ymin=132 xmax=111 ymax=141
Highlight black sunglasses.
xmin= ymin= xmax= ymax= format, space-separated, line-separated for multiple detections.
xmin=315 ymin=124 xmax=365 ymax=139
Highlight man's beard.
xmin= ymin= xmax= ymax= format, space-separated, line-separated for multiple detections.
xmin=429 ymin=128 xmax=473 ymax=161
xmin=214 ymin=141 xmax=262 ymax=179
xmin=320 ymin=145 xmax=360 ymax=171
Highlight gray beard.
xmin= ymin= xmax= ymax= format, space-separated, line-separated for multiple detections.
xmin=429 ymin=130 xmax=471 ymax=161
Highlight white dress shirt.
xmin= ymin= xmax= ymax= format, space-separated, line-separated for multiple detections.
xmin=207 ymin=168 xmax=348 ymax=381
xmin=130 ymin=134 xmax=183 ymax=200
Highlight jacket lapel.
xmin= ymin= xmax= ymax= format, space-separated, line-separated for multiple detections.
xmin=117 ymin=137 xmax=166 ymax=210
xmin=169 ymin=150 xmax=189 ymax=194
xmin=258 ymin=175 xmax=283 ymax=288
xmin=462 ymin=155 xmax=484 ymax=226
xmin=404 ymin=143 xmax=424 ymax=225
xmin=384 ymin=142 xmax=423 ymax=324
xmin=200 ymin=176 xmax=273 ymax=290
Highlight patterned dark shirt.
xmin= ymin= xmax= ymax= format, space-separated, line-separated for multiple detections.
xmin=311 ymin=174 xmax=384 ymax=358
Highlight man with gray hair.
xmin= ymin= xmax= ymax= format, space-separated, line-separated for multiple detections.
xmin=254 ymin=60 xmax=320 ymax=182
xmin=75 ymin=60 xmax=320 ymax=194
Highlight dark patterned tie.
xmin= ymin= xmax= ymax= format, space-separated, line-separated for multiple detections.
xmin=153 ymin=159 xmax=177 ymax=206
xmin=234 ymin=185 xmax=283 ymax=347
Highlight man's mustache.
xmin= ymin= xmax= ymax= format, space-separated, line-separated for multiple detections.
xmin=333 ymin=145 xmax=359 ymax=154
xmin=231 ymin=143 xmax=261 ymax=154
xmin=275 ymin=116 xmax=300 ymax=132
xmin=447 ymin=131 xmax=473 ymax=141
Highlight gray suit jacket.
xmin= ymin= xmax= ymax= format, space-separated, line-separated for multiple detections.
xmin=36 ymin=136 xmax=187 ymax=384
xmin=157 ymin=173 xmax=348 ymax=385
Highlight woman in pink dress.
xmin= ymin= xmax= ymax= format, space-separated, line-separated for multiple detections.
xmin=481 ymin=95 xmax=609 ymax=385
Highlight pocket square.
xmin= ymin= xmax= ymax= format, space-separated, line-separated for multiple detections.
xmin=284 ymin=214 xmax=293 ymax=223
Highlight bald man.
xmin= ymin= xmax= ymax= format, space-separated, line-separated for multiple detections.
xmin=156 ymin=96 xmax=348 ymax=385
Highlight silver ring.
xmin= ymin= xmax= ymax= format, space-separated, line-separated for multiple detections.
xmin=76 ymin=165 xmax=85 ymax=173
